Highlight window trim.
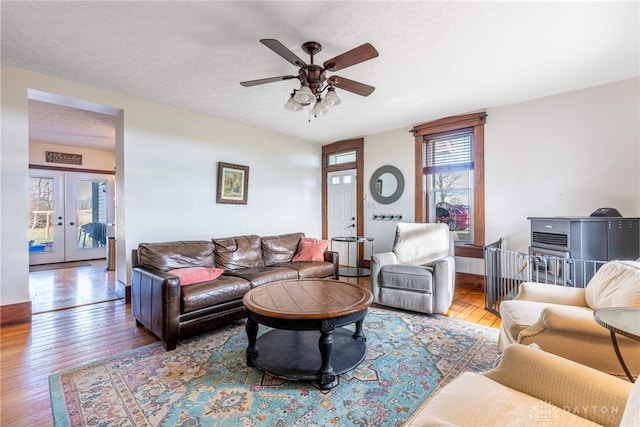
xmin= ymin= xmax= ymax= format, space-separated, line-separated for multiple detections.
xmin=412 ymin=112 xmax=486 ymax=257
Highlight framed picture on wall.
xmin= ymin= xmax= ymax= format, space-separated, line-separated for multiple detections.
xmin=216 ymin=162 xmax=249 ymax=204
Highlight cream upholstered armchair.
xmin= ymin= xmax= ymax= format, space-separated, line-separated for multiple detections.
xmin=499 ymin=260 xmax=640 ymax=379
xmin=370 ymin=223 xmax=455 ymax=314
xmin=405 ymin=343 xmax=639 ymax=427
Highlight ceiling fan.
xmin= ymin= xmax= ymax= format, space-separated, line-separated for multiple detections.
xmin=240 ymin=39 xmax=379 ymax=116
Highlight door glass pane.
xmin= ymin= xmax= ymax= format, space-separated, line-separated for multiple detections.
xmin=328 ymin=151 xmax=356 ymax=165
xmin=29 ymin=177 xmax=55 ymax=253
xmin=76 ymin=179 xmax=108 ymax=249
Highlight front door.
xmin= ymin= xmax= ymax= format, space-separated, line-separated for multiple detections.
xmin=327 ymin=169 xmax=357 ymax=267
xmin=29 ymin=169 xmax=115 ymax=265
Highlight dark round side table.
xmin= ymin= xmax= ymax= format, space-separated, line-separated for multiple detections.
xmin=594 ymin=307 xmax=640 ymax=382
xmin=330 ymin=236 xmax=374 ymax=277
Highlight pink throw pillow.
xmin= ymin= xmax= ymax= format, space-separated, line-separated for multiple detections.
xmin=292 ymin=237 xmax=329 ymax=262
xmin=167 ymin=267 xmax=224 ymax=286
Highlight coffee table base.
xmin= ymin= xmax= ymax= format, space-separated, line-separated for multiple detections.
xmin=248 ymin=328 xmax=367 ymax=390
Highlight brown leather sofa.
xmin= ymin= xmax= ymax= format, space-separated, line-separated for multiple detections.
xmin=131 ymin=233 xmax=338 ymax=350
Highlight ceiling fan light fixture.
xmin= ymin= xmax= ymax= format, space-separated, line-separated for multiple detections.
xmin=323 ymin=87 xmax=341 ymax=107
xmin=311 ymin=99 xmax=328 ymax=117
xmin=293 ymin=85 xmax=315 ymax=104
xmin=284 ymin=94 xmax=303 ymax=112
xmin=240 ymin=39 xmax=378 ymax=121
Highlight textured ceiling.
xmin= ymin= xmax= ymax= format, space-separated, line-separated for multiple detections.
xmin=2 ymin=1 xmax=639 ymax=150
xmin=29 ymin=100 xmax=117 ymax=151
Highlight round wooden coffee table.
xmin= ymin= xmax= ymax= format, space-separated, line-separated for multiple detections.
xmin=242 ymin=278 xmax=373 ymax=390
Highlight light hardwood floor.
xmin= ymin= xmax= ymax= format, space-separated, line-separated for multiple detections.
xmin=0 ymin=265 xmax=499 ymax=426
xmin=28 ymin=259 xmax=118 ymax=313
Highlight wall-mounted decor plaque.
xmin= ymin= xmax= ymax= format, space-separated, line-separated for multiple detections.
xmin=45 ymin=151 xmax=83 ymax=165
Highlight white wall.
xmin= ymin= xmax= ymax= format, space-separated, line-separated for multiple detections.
xmin=1 ymin=66 xmax=30 ymax=307
xmin=363 ymin=78 xmax=640 ymax=273
xmin=1 ymin=65 xmax=322 ymax=306
xmin=485 ymin=77 xmax=640 ymax=253
xmin=364 ymin=128 xmax=415 ymax=255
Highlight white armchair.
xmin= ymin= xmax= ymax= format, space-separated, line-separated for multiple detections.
xmin=370 ymin=223 xmax=455 ymax=314
xmin=499 ymin=260 xmax=640 ymax=379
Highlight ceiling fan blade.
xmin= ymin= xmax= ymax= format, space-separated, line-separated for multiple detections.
xmin=240 ymin=75 xmax=297 ymax=87
xmin=260 ymin=39 xmax=307 ymax=67
xmin=328 ymin=76 xmax=375 ymax=97
xmin=323 ymin=43 xmax=379 ymax=72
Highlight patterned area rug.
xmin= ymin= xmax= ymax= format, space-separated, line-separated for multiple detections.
xmin=49 ymin=306 xmax=500 ymax=426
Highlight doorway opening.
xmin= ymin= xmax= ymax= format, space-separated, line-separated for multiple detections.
xmin=322 ymin=138 xmax=365 ymax=273
xmin=27 ymin=90 xmax=120 ymax=313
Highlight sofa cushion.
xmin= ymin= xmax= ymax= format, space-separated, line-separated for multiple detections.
xmin=585 ymin=260 xmax=640 ymax=310
xmin=380 ymin=264 xmax=433 ymax=292
xmin=167 ymin=267 xmax=224 ymax=286
xmin=180 ymin=275 xmax=251 ymax=313
xmin=393 ymin=223 xmax=450 ymax=265
xmin=261 ymin=232 xmax=304 ymax=266
xmin=223 ymin=266 xmax=298 ymax=287
xmin=292 ymin=237 xmax=329 ymax=262
xmin=212 ymin=235 xmax=264 ymax=270
xmin=138 ymin=240 xmax=215 ymax=271
xmin=278 ymin=261 xmax=334 ymax=279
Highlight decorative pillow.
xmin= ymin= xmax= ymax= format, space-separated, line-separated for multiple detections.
xmin=585 ymin=260 xmax=640 ymax=309
xmin=167 ymin=267 xmax=224 ymax=286
xmin=292 ymin=237 xmax=328 ymax=262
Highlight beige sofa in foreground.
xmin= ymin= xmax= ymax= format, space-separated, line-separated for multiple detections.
xmin=405 ymin=344 xmax=638 ymax=427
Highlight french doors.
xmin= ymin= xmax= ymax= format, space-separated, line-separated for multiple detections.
xmin=327 ymin=169 xmax=357 ymax=266
xmin=28 ymin=169 xmax=115 ymax=265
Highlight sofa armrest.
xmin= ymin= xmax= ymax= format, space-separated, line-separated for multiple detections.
xmin=324 ymin=250 xmax=340 ymax=279
xmin=521 ymin=304 xmax=611 ymax=339
xmin=514 ymin=282 xmax=587 ymax=307
xmin=432 ymin=256 xmax=456 ymax=314
xmin=131 ymin=264 xmax=181 ymax=350
xmin=371 ymin=252 xmax=399 ymax=298
xmin=484 ymin=344 xmax=632 ymax=426
xmin=371 ymin=251 xmax=398 ymax=267
xmin=132 ymin=248 xmax=140 ymax=267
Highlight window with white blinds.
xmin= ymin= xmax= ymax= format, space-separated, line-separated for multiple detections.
xmin=423 ymin=128 xmax=475 ymax=242
xmin=424 ymin=129 xmax=474 ymax=175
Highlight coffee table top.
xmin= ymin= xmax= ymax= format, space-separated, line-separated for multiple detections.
xmin=594 ymin=307 xmax=640 ymax=341
xmin=243 ymin=279 xmax=373 ymax=320
xmin=331 ymin=236 xmax=374 ymax=243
